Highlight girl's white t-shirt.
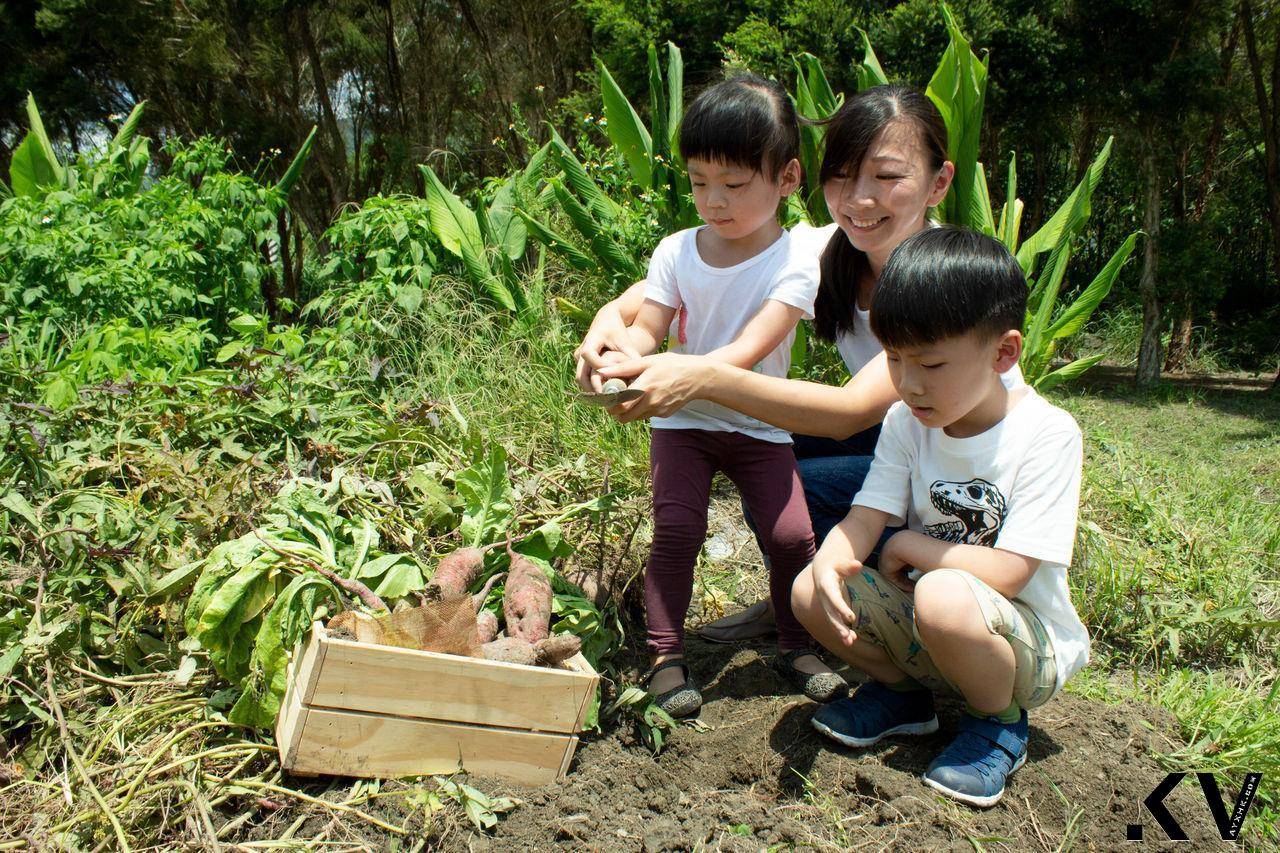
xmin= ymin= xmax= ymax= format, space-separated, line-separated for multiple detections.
xmin=644 ymin=226 xmax=819 ymax=443
xmin=852 ymin=389 xmax=1090 ymax=690
xmin=789 ymin=221 xmax=1026 ymax=388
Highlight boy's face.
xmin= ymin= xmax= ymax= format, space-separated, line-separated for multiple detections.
xmin=884 ymin=329 xmax=1023 ymax=436
xmin=687 ymin=157 xmax=800 ymax=242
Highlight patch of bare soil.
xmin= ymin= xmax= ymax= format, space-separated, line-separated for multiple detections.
xmin=476 ymin=640 xmax=1230 ymax=851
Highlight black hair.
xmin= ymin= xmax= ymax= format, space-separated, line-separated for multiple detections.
xmin=813 ymin=85 xmax=949 ymax=343
xmin=869 ymin=226 xmax=1027 ymax=349
xmin=678 ymin=73 xmax=799 ymax=177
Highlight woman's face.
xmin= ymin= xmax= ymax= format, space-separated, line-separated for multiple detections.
xmin=822 ymin=119 xmax=954 ymax=267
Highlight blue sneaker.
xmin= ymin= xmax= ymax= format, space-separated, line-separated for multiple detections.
xmin=923 ymin=710 xmax=1029 ymax=807
xmin=811 ymin=680 xmax=938 ymax=748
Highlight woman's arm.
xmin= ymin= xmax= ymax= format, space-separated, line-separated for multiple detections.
xmin=599 ymin=351 xmax=899 ymax=439
xmin=574 ymin=281 xmax=647 ymax=391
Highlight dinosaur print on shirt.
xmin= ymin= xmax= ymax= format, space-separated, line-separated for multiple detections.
xmin=924 ymin=478 xmax=1008 ymax=547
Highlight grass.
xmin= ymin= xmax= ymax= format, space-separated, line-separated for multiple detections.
xmin=1050 ymin=377 xmax=1280 ymax=844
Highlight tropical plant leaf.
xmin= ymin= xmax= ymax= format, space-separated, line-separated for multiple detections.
xmin=517 ymin=211 xmax=598 ymax=271
xmin=855 ymin=27 xmax=889 ymax=90
xmin=596 ymin=55 xmax=653 ymax=187
xmin=927 ymin=4 xmax=988 ymax=231
xmin=487 ymin=177 xmax=527 ymax=261
xmin=997 ymin=153 xmax=1022 ymax=251
xmin=547 ymin=129 xmax=620 ymax=222
xmin=665 ymin=42 xmax=684 ymax=156
xmin=1035 ymin=354 xmax=1105 ymax=391
xmin=9 ymin=133 xmax=62 ymax=197
xmin=1016 ymin=137 xmax=1113 ymax=273
xmin=1048 ymin=231 xmax=1139 ymax=340
xmin=275 ymin=126 xmax=317 ymax=197
xmin=420 ymin=164 xmax=516 ymax=311
xmin=110 ymin=101 xmax=147 ymax=150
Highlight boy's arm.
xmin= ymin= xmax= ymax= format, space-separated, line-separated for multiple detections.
xmin=880 ymin=531 xmax=1039 ymax=599
xmin=811 ymin=505 xmax=891 ymax=645
xmin=703 ymin=299 xmax=805 ymax=370
xmin=624 ymin=298 xmax=679 ymax=355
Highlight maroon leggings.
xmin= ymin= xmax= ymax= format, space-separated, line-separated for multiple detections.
xmin=646 ymin=428 xmax=816 ymax=655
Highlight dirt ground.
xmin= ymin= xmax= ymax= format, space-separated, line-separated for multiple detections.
xmin=467 ymin=488 xmax=1234 ymax=851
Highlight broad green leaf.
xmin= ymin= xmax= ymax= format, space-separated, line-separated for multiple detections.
xmin=647 ymin=43 xmax=667 ymax=166
xmin=596 ymin=55 xmax=653 ymax=187
xmin=1048 ymin=232 xmax=1139 ymax=340
xmin=548 ymin=129 xmax=620 ymax=222
xmin=927 ymin=6 xmax=988 ymax=231
xmin=0 ymin=645 xmax=23 ymax=680
xmin=997 ymin=153 xmax=1022 ymax=251
xmin=972 ymin=162 xmax=996 ymax=236
xmin=421 ymin=164 xmax=516 ymax=311
xmin=456 ymin=444 xmax=515 ymax=548
xmin=855 ymin=27 xmax=889 ymax=90
xmin=486 ymin=177 xmax=527 ymax=261
xmin=518 ymin=210 xmax=599 ymax=272
xmin=275 ymin=126 xmax=317 ymax=197
xmin=1034 ymin=354 xmax=1105 ymax=391
xmin=1016 ymin=137 xmax=1113 ymax=273
xmin=665 ymin=42 xmax=684 ymax=156
xmin=549 ymin=180 xmax=642 ymax=279
xmin=110 ymin=101 xmax=147 ymax=150
xmin=789 ymin=319 xmax=809 ymax=378
xmin=9 ymin=133 xmax=61 ymax=196
xmin=147 ymin=561 xmax=203 ymax=602
xmin=353 ymin=552 xmax=405 ymax=580
xmin=372 ymin=562 xmax=426 ymax=598
xmin=0 ymin=489 xmax=40 ymax=530
xmin=194 ymin=559 xmax=273 ymax=641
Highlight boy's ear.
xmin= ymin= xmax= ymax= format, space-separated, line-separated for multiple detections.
xmin=993 ymin=329 xmax=1022 ymax=374
xmin=777 ymin=158 xmax=803 ymax=197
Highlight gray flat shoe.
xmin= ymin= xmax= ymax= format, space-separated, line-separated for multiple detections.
xmin=774 ymin=648 xmax=849 ymax=703
xmin=697 ymin=599 xmax=776 ymax=644
xmin=642 ymin=659 xmax=703 ymax=718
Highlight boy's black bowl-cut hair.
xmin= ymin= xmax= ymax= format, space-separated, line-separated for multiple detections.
xmin=870 ymin=226 xmax=1027 ymax=349
xmin=678 ymin=73 xmax=799 ymax=177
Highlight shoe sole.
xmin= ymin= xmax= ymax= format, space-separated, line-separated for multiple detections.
xmin=811 ymin=715 xmax=939 ymax=748
xmin=921 ymin=751 xmax=1027 ymax=808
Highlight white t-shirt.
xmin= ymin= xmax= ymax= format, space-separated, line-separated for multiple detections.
xmin=852 ymin=389 xmax=1090 ymax=690
xmin=788 ymin=221 xmax=1025 ymax=388
xmin=644 ymin=226 xmax=819 ymax=443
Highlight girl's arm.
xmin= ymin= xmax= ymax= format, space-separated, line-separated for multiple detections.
xmin=600 ymin=351 xmax=899 ymax=439
xmin=625 ymin=299 xmax=679 ymax=356
xmin=574 ymin=281 xmax=647 ymax=391
xmin=703 ymin=300 xmax=804 ymax=370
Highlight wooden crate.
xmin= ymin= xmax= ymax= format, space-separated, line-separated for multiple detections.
xmin=276 ymin=622 xmax=598 ymax=786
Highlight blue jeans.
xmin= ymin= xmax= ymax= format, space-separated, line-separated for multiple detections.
xmin=744 ymin=426 xmax=895 ymax=566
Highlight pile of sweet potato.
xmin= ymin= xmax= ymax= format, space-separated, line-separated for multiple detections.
xmin=324 ymin=541 xmax=580 ymax=668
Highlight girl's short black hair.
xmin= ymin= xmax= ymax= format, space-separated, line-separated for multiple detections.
xmin=869 ymin=226 xmax=1027 ymax=349
xmin=813 ymin=85 xmax=949 ymax=344
xmin=678 ymin=73 xmax=799 ymax=177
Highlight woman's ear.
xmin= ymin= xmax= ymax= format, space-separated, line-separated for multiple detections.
xmin=927 ymin=161 xmax=956 ymax=207
xmin=777 ymin=158 xmax=803 ymax=197
xmin=994 ymin=329 xmax=1023 ymax=374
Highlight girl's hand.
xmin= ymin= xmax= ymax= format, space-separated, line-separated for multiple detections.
xmin=812 ymin=556 xmax=862 ymax=646
xmin=574 ymin=327 xmax=641 ymax=392
xmin=597 ymin=352 xmax=713 ymax=422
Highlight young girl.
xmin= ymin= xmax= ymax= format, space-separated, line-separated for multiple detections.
xmin=600 ymin=75 xmax=848 ymax=717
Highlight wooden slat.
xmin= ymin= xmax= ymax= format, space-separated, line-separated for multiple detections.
xmin=275 ymin=626 xmax=327 ymax=767
xmin=286 ymin=706 xmax=577 ymax=786
xmin=308 ymin=633 xmax=596 ymax=734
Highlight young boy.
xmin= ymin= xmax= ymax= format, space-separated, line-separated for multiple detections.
xmin=790 ymin=226 xmax=1090 ymax=807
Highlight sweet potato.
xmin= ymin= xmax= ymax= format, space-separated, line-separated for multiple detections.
xmin=429 ymin=547 xmax=484 ymax=599
xmin=503 ymin=546 xmax=552 ymax=643
xmin=479 ymin=633 xmax=581 ymax=667
xmin=480 ymin=636 xmax=538 ymax=666
xmin=534 ymin=633 xmax=582 ymax=665
xmin=474 ymin=610 xmax=499 ymax=645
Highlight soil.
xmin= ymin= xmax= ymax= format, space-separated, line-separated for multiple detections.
xmin=469 ymin=487 xmax=1234 ymax=851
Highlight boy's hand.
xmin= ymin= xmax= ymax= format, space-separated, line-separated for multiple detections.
xmin=812 ymin=555 xmax=863 ymax=646
xmin=878 ymin=533 xmax=917 ymax=593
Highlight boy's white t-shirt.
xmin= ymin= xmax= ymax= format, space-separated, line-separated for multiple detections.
xmin=852 ymin=389 xmax=1090 ymax=690
xmin=644 ymin=226 xmax=818 ymax=443
xmin=789 ymin=221 xmax=1026 ymax=388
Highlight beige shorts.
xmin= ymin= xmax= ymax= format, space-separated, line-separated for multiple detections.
xmin=844 ymin=567 xmax=1060 ymax=709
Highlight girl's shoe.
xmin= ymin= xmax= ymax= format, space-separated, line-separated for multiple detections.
xmin=642 ymin=658 xmax=703 ymax=718
xmin=810 ymin=680 xmax=938 ymax=747
xmin=922 ymin=710 xmax=1029 ymax=808
xmin=773 ymin=648 xmax=849 ymax=702
xmin=697 ymin=599 xmax=776 ymax=643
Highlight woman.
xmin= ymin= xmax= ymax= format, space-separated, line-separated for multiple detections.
xmin=578 ymin=84 xmax=978 ymax=646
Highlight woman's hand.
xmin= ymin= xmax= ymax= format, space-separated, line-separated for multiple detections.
xmin=812 ymin=555 xmax=862 ymax=646
xmin=876 ymin=532 xmax=918 ymax=593
xmin=596 ymin=352 xmax=715 ymax=422
xmin=574 ymin=327 xmax=641 ymax=392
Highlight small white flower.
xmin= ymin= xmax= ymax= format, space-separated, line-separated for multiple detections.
xmin=41 ymin=216 xmax=51 ymax=225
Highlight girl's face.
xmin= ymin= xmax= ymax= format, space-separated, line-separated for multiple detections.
xmin=822 ymin=120 xmax=954 ymax=267
xmin=688 ymin=157 xmax=801 ymax=242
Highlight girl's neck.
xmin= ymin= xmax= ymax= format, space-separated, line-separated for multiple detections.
xmin=697 ymin=218 xmax=783 ymax=268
